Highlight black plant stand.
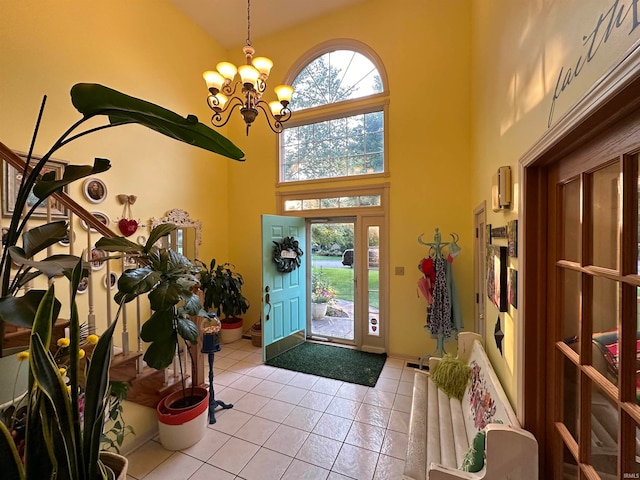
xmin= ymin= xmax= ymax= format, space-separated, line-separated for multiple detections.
xmin=202 ymin=334 xmax=233 ymax=424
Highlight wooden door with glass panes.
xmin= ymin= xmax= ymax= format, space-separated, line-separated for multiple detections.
xmin=548 ymin=149 xmax=640 ymax=478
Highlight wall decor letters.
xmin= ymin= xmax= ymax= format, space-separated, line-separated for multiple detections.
xmin=548 ymin=0 xmax=640 ymax=127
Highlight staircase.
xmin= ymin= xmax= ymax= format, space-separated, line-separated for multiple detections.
xmin=0 ymin=143 xmax=204 ymax=410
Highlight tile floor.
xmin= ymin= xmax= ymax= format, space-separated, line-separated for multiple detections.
xmin=126 ymin=338 xmax=414 ymax=480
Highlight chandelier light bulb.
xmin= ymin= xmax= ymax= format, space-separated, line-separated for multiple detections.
xmin=216 ymin=93 xmax=229 ymax=110
xmin=274 ymin=84 xmax=294 ymax=105
xmin=269 ymin=101 xmax=283 ymax=117
xmin=238 ymin=64 xmax=259 ymax=88
xmin=252 ymin=57 xmax=273 ymax=77
xmin=203 ymin=70 xmax=224 ymax=93
xmin=216 ymin=62 xmax=237 ymax=81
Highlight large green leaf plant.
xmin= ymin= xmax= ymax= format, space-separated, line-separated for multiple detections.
xmin=0 ymin=83 xmax=244 ymax=478
xmin=0 ymin=83 xmax=244 ymax=356
xmin=0 ymin=260 xmax=123 ymax=479
xmin=95 ymin=224 xmax=207 ymax=371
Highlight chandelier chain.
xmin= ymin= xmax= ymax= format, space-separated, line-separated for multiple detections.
xmin=246 ymin=0 xmax=252 ymax=46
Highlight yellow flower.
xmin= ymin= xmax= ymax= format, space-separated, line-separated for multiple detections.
xmin=66 ymin=385 xmax=71 ymax=395
xmin=58 ymin=367 xmax=66 ymax=376
xmin=78 ymin=349 xmax=85 ymax=359
xmin=86 ymin=334 xmax=99 ymax=345
xmin=17 ymin=351 xmax=29 ymax=361
xmin=57 ymin=338 xmax=70 ymax=348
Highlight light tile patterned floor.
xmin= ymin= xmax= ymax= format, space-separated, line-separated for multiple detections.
xmin=126 ymin=339 xmax=413 ymax=480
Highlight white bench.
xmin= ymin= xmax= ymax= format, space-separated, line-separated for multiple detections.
xmin=403 ymin=332 xmax=538 ymax=480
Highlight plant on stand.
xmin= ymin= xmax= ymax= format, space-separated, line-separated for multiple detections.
xmin=310 ymin=270 xmax=336 ymax=320
xmin=0 ymin=82 xmax=244 ymax=478
xmin=196 ymin=259 xmax=250 ymax=343
xmin=96 ymin=225 xmax=213 ymax=450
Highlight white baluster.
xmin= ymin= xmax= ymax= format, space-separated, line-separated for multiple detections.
xmin=86 ymin=229 xmax=95 ymax=334
xmin=120 ymin=256 xmax=129 ymax=356
xmin=136 ymin=296 xmax=144 ymax=374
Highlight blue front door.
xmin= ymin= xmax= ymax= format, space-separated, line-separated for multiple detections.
xmin=261 ymin=215 xmax=306 ymax=361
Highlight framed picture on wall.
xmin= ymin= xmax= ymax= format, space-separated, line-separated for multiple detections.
xmin=83 ymin=177 xmax=107 ymax=204
xmin=2 ymin=153 xmax=68 ymax=219
xmin=77 ymin=276 xmax=89 ymax=294
xmin=103 ymin=272 xmax=118 ymax=290
xmin=90 ymin=246 xmax=106 ymax=271
xmin=81 ymin=211 xmax=110 ymax=233
xmin=507 ymin=220 xmax=518 ymax=257
xmin=508 ymin=267 xmax=518 ymax=308
xmin=487 ymin=245 xmax=508 ymax=312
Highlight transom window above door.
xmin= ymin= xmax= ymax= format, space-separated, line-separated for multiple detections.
xmin=279 ymin=43 xmax=388 ymax=184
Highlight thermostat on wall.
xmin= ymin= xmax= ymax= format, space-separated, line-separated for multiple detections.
xmin=492 ymin=166 xmax=512 ymax=211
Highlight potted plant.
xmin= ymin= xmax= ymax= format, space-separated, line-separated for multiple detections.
xmin=0 ymin=83 xmax=244 ymax=358
xmin=0 ymin=260 xmax=128 ymax=479
xmin=196 ymin=259 xmax=250 ymax=344
xmin=310 ymin=270 xmax=336 ymax=320
xmin=96 ymin=225 xmax=213 ymax=450
xmin=0 ymin=83 xmax=244 ymax=477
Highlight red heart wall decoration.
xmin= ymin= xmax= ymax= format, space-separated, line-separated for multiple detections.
xmin=118 ymin=218 xmax=138 ymax=237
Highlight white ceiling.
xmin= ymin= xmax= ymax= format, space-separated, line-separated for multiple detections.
xmin=169 ymin=0 xmax=367 ymax=49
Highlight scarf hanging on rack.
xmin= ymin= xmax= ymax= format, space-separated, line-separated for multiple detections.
xmin=428 ymin=256 xmax=452 ymax=339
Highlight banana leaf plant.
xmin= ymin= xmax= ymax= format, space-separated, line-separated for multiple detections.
xmin=0 ymin=259 xmax=124 ymax=480
xmin=95 ymin=224 xmax=207 ymax=371
xmin=0 ymin=83 xmax=244 ymax=357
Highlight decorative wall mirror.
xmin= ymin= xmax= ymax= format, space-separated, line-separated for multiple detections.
xmin=149 ymin=208 xmax=202 ymax=260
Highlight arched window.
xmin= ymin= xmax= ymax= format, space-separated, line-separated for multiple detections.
xmin=280 ymin=42 xmax=388 ymax=184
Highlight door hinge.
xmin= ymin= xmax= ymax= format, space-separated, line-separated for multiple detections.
xmin=476 ymin=293 xmax=479 ymax=303
xmin=475 ymin=227 xmax=479 ymax=238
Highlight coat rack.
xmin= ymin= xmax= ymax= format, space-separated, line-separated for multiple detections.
xmin=417 ymin=228 xmax=462 ymax=368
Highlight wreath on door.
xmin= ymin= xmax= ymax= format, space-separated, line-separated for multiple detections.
xmin=272 ymin=236 xmax=304 ymax=273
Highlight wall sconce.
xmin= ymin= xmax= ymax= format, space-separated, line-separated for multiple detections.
xmin=492 ymin=166 xmax=512 ymax=211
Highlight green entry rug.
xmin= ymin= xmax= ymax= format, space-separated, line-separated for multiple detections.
xmin=265 ymin=342 xmax=387 ymax=387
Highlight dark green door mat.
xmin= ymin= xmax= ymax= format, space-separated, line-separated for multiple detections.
xmin=265 ymin=342 xmax=387 ymax=387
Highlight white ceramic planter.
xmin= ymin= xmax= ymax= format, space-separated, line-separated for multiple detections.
xmin=311 ymin=302 xmax=328 ymax=320
xmin=220 ymin=319 xmax=243 ymax=344
xmin=156 ymin=388 xmax=209 ymax=451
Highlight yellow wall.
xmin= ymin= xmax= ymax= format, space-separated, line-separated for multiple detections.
xmin=0 ymin=0 xmax=475 ymax=361
xmin=5 ymin=0 xmax=640 ymax=414
xmin=471 ymin=0 xmax=640 ymax=403
xmin=0 ymin=1 xmax=235 ymax=341
xmin=225 ymin=0 xmax=475 ymax=360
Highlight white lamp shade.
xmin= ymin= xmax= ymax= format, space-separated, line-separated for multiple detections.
xmin=269 ymin=101 xmax=283 ymax=117
xmin=216 ymin=62 xmax=237 ymax=81
xmin=238 ymin=64 xmax=259 ymax=87
xmin=274 ymin=84 xmax=294 ymax=103
xmin=203 ymin=70 xmax=224 ymax=91
xmin=252 ymin=56 xmax=273 ymax=76
xmin=215 ymin=93 xmax=228 ymax=110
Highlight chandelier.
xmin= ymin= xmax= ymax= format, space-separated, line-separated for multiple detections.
xmin=202 ymin=0 xmax=293 ymax=136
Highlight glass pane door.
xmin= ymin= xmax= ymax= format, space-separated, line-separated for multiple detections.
xmin=361 ymin=216 xmax=385 ymax=352
xmin=551 ymin=156 xmax=640 ymax=478
xmin=309 ymin=220 xmax=355 ymax=343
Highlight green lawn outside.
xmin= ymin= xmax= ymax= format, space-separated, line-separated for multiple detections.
xmin=312 ymin=265 xmax=379 ymax=308
xmin=311 ymin=254 xmax=341 ymax=262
